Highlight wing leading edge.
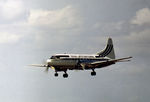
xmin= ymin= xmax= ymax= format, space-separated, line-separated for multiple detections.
xmin=29 ymin=64 xmax=48 ymax=67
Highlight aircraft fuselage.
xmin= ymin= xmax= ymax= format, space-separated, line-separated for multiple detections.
xmin=47 ymin=55 xmax=115 ymax=71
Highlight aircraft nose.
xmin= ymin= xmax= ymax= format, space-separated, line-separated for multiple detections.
xmin=46 ymin=59 xmax=51 ymax=64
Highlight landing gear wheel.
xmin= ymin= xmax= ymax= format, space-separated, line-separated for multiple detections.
xmin=91 ymin=71 xmax=96 ymax=76
xmin=63 ymin=73 xmax=68 ymax=78
xmin=54 ymin=73 xmax=58 ymax=77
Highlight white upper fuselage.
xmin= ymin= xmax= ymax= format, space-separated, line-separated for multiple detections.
xmin=50 ymin=54 xmax=111 ymax=59
xmin=54 ymin=54 xmax=97 ymax=58
xmin=47 ymin=54 xmax=111 ymax=71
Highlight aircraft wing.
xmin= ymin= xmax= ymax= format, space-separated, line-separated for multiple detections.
xmin=29 ymin=64 xmax=48 ymax=67
xmin=90 ymin=56 xmax=132 ymax=65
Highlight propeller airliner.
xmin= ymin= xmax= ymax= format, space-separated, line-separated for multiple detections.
xmin=30 ymin=38 xmax=132 ymax=78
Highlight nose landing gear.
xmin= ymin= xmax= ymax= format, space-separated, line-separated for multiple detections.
xmin=54 ymin=72 xmax=58 ymax=77
xmin=54 ymin=69 xmax=69 ymax=78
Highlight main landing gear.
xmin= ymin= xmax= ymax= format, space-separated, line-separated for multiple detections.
xmin=63 ymin=71 xmax=68 ymax=78
xmin=63 ymin=73 xmax=68 ymax=78
xmin=91 ymin=69 xmax=96 ymax=76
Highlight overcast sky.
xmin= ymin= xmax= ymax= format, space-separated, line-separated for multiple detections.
xmin=0 ymin=0 xmax=150 ymax=102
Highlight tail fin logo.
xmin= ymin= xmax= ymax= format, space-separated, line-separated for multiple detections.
xmin=99 ymin=45 xmax=113 ymax=57
xmin=97 ymin=38 xmax=115 ymax=59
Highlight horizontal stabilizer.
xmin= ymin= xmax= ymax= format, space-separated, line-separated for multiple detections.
xmin=109 ymin=56 xmax=132 ymax=62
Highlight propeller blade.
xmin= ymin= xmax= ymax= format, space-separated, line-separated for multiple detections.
xmin=45 ymin=66 xmax=49 ymax=73
xmin=80 ymin=63 xmax=85 ymax=70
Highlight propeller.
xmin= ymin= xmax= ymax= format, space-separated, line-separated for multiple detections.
xmin=80 ymin=63 xmax=85 ymax=70
xmin=44 ymin=59 xmax=52 ymax=73
xmin=45 ymin=65 xmax=49 ymax=73
xmin=42 ymin=59 xmax=50 ymax=73
xmin=29 ymin=58 xmax=52 ymax=73
xmin=77 ymin=60 xmax=85 ymax=70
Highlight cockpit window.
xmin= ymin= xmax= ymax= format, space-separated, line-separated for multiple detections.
xmin=50 ymin=56 xmax=56 ymax=59
xmin=50 ymin=55 xmax=69 ymax=59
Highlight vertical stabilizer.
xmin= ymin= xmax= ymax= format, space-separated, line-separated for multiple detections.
xmin=97 ymin=38 xmax=115 ymax=59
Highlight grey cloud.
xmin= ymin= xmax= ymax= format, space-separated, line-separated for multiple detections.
xmin=131 ymin=8 xmax=150 ymax=25
xmin=0 ymin=0 xmax=29 ymax=23
xmin=26 ymin=5 xmax=82 ymax=29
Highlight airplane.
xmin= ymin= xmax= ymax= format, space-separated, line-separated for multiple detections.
xmin=30 ymin=38 xmax=132 ymax=78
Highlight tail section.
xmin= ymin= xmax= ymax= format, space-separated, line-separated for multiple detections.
xmin=97 ymin=38 xmax=115 ymax=59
